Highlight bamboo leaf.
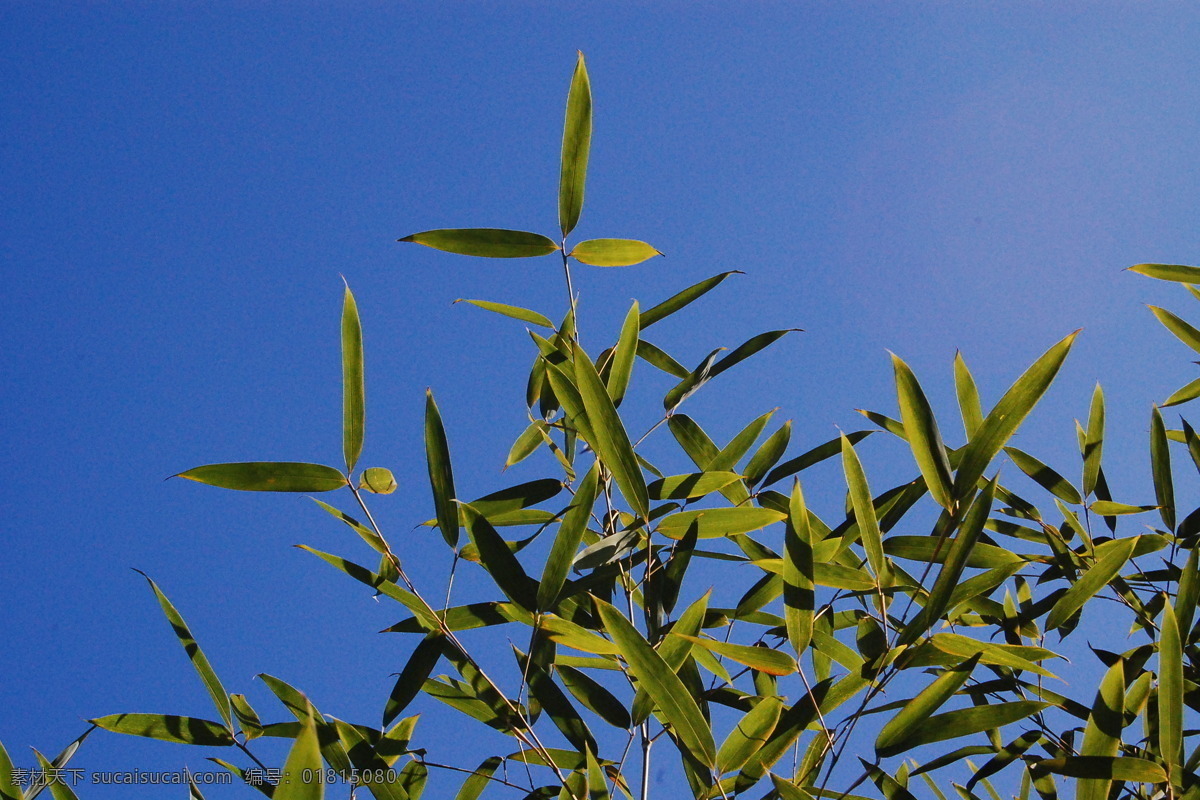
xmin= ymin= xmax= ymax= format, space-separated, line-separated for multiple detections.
xmin=1033 ymin=757 xmax=1165 ymax=783
xmin=134 ymin=571 xmax=232 ymax=731
xmin=1129 ymin=263 xmax=1200 ymax=283
xmin=656 ymin=507 xmax=785 ymax=539
xmin=876 ymin=654 xmax=981 ymax=758
xmin=1149 ymin=305 xmax=1200 ymax=354
xmin=559 ymin=51 xmax=591 ymax=237
xmin=570 ymin=239 xmax=662 ymax=267
xmin=1004 ymin=448 xmax=1081 ymax=505
xmin=1045 ymin=536 xmax=1137 ymax=631
xmin=274 ymin=713 xmax=324 ymax=800
xmin=559 ymin=665 xmax=632 ymax=730
xmin=1088 ymin=501 xmax=1155 ymax=516
xmin=636 ymin=340 xmax=690 ymax=378
xmin=1150 ymin=406 xmax=1176 ymax=531
xmin=425 ymin=389 xmax=459 ymax=548
xmin=679 ymin=635 xmax=796 ymax=676
xmin=1164 ymin=376 xmax=1200 ymax=407
xmin=359 ymin=467 xmax=397 ymax=495
xmin=744 ymin=421 xmax=792 ymax=487
xmin=1077 ymin=659 xmax=1128 ymax=800
xmin=174 ymin=462 xmax=347 ymax=493
xmin=842 ymin=433 xmax=886 ymax=583
xmin=518 ymin=649 xmax=596 ymax=754
xmin=0 ymin=739 xmax=17 ymax=800
xmin=539 ymin=464 xmax=599 ymax=611
xmin=884 ymin=536 xmax=1024 ymax=569
xmin=954 ymin=352 xmax=984 ymax=439
xmin=1160 ymin=598 xmax=1183 ymax=784
xmin=399 ymin=229 xmax=559 ymax=259
xmin=716 ymin=696 xmax=783 ymax=775
xmin=230 ymin=694 xmax=263 ymax=739
xmin=762 ymin=431 xmax=874 ymax=488
xmin=893 ymin=353 xmax=954 ymax=509
xmin=594 ymin=598 xmax=716 ymax=767
xmin=647 ymin=471 xmax=742 ymax=501
xmin=585 ymin=747 xmax=609 ymax=800
xmin=890 ymin=702 xmax=1048 ymax=754
xmin=784 ymin=480 xmax=815 ymax=657
xmin=952 ymin=332 xmax=1078 ymax=500
xmin=90 ymin=713 xmax=235 ymax=746
xmin=1082 ymin=384 xmax=1104 ymax=497
xmin=606 ymin=302 xmax=640 ymax=404
xmin=573 ymin=342 xmax=649 ymax=517
xmin=460 ymin=503 xmax=537 ymax=611
xmin=455 ymin=299 xmax=554 ymax=329
xmin=384 ymin=633 xmax=443 ymax=727
xmin=639 ymin=271 xmax=743 ymax=329
xmin=452 ymin=757 xmax=502 ymax=800
xmin=341 ymin=283 xmax=364 ymax=472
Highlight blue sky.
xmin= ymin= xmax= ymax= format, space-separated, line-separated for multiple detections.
xmin=3 ymin=4 xmax=1200 ymax=797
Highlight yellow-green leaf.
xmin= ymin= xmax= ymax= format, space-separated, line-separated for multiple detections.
xmin=892 ymin=353 xmax=954 ymax=510
xmin=559 ymin=51 xmax=591 ymax=237
xmin=400 ymin=228 xmax=559 ymax=258
xmin=455 ymin=299 xmax=554 ymax=329
xmin=425 ymin=389 xmax=459 ymax=548
xmin=91 ymin=713 xmax=235 ymax=746
xmin=1160 ymin=598 xmax=1183 ymax=783
xmin=358 ymin=467 xmax=397 ymax=495
xmin=716 ymin=696 xmax=783 ymax=775
xmin=341 ymin=283 xmax=364 ymax=472
xmin=174 ymin=462 xmax=347 ymax=493
xmin=1129 ymin=263 xmax=1200 ymax=283
xmin=784 ymin=480 xmax=815 ymax=657
xmin=842 ymin=433 xmax=886 ymax=583
xmin=876 ymin=654 xmax=981 ymax=757
xmin=679 ymin=635 xmax=796 ymax=676
xmin=1046 ymin=536 xmax=1137 ymax=631
xmin=656 ymin=507 xmax=785 ymax=539
xmin=1149 ymin=305 xmax=1200 ymax=354
xmin=569 ymin=239 xmax=662 ymax=267
xmin=275 ymin=713 xmax=324 ymax=800
xmin=648 ymin=471 xmax=742 ymax=500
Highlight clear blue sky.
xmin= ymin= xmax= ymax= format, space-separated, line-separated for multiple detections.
xmin=3 ymin=4 xmax=1200 ymax=797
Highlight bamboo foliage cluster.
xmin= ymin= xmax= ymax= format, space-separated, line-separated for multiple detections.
xmin=9 ymin=53 xmax=1200 ymax=800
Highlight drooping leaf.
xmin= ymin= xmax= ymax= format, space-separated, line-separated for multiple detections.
xmin=594 ymin=598 xmax=716 ymax=767
xmin=892 ymin=353 xmax=954 ymax=509
xmin=639 ymin=271 xmax=743 ymax=329
xmin=876 ymin=654 xmax=981 ymax=758
xmin=341 ymin=283 xmax=364 ymax=473
xmin=559 ymin=51 xmax=591 ymax=238
xmin=636 ymin=340 xmax=690 ymax=378
xmin=952 ymin=332 xmax=1078 ymax=500
xmin=399 ymin=229 xmax=559 ymax=259
xmin=460 ymin=503 xmax=537 ymax=611
xmin=384 ymin=633 xmax=443 ymax=727
xmin=455 ymin=299 xmax=554 ymax=329
xmin=517 ymin=648 xmax=596 ymax=754
xmin=425 ymin=389 xmax=459 ymax=548
xmin=1045 ymin=536 xmax=1137 ymax=631
xmin=90 ymin=713 xmax=235 ymax=746
xmin=174 ymin=462 xmax=346 ymax=493
xmin=569 ymin=239 xmax=662 ymax=267
xmin=135 ymin=571 xmax=232 ymax=731
xmin=573 ymin=342 xmax=649 ymax=517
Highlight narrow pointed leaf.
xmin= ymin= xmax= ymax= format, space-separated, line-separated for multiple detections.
xmin=425 ymin=389 xmax=459 ymax=548
xmin=1034 ymin=757 xmax=1166 ymax=783
xmin=539 ymin=464 xmax=599 ymax=610
xmin=876 ymin=654 xmax=981 ymax=757
xmin=648 ymin=471 xmax=742 ymax=500
xmin=1045 ymin=536 xmax=1137 ymax=631
xmin=573 ymin=342 xmax=649 ymax=517
xmin=680 ymin=635 xmax=796 ymax=675
xmin=605 ymin=302 xmax=640 ymax=404
xmin=639 ymin=271 xmax=743 ymax=329
xmin=1082 ymin=384 xmax=1104 ymax=496
xmin=0 ymin=739 xmax=17 ymax=800
xmin=1150 ymin=406 xmax=1175 ymax=531
xmin=384 ymin=633 xmax=443 ymax=727
xmin=400 ymin=229 xmax=559 ymax=258
xmin=585 ymin=747 xmax=609 ymax=800
xmin=716 ymin=696 xmax=783 ymax=775
xmin=1004 ymin=448 xmax=1081 ymax=505
xmin=784 ymin=480 xmax=815 ymax=657
xmin=1078 ymin=659 xmax=1127 ymax=800
xmin=636 ymin=340 xmax=690 ymax=378
xmin=342 ymin=283 xmax=364 ymax=472
xmin=745 ymin=421 xmax=792 ymax=487
xmin=1149 ymin=305 xmax=1200 ymax=354
xmin=893 ymin=354 xmax=954 ymax=509
xmin=1129 ymin=263 xmax=1200 ymax=283
xmin=274 ymin=713 xmax=323 ymax=800
xmin=135 ymin=571 xmax=232 ymax=731
xmin=594 ymin=598 xmax=716 ymax=767
xmin=90 ymin=713 xmax=235 ymax=746
xmin=893 ymin=702 xmax=1048 ymax=754
xmin=1164 ymin=376 xmax=1200 ymax=407
xmin=455 ymin=299 xmax=554 ymax=329
xmin=1160 ymin=598 xmax=1183 ymax=783
xmin=953 ymin=332 xmax=1078 ymax=500
xmin=762 ymin=431 xmax=873 ymax=488
xmin=842 ymin=433 xmax=886 ymax=582
xmin=174 ymin=462 xmax=346 ymax=493
xmin=460 ymin=503 xmax=537 ymax=611
xmin=559 ymin=665 xmax=632 ymax=729
xmin=559 ymin=51 xmax=591 ymax=237
xmin=453 ymin=757 xmax=502 ymax=800
xmin=230 ymin=694 xmax=263 ymax=739
xmin=954 ymin=352 xmax=984 ymax=439
xmin=656 ymin=507 xmax=785 ymax=539
xmin=569 ymin=239 xmax=662 ymax=267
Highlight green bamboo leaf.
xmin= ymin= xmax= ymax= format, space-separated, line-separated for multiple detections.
xmin=1149 ymin=305 xmax=1200 ymax=354
xmin=913 ymin=634 xmax=1058 ymax=678
xmin=1178 ymin=549 xmax=1199 ymax=635
xmin=207 ymin=759 xmax=274 ymax=798
xmin=876 ymin=654 xmax=981 ymax=757
xmin=639 ymin=271 xmax=743 ymax=329
xmin=964 ymin=731 xmax=1043 ymax=791
xmin=762 ymin=431 xmax=874 ymax=488
xmin=274 ymin=713 xmax=324 ymax=800
xmin=383 ymin=601 xmax=526 ymax=634
xmin=1160 ymin=598 xmax=1183 ymax=784
xmin=569 ymin=239 xmax=663 ymax=267
xmin=174 ymin=462 xmax=347 ymax=493
xmin=540 ymin=615 xmax=623 ymax=656
xmin=299 ymin=545 xmax=436 ymax=629
xmin=861 ymin=759 xmax=921 ymax=800
xmin=358 ymin=467 xmax=397 ymax=495
xmin=1150 ymin=406 xmax=1176 ymax=531
xmin=332 ymin=720 xmax=407 ymax=800
xmin=744 ymin=422 xmax=792 ymax=487
xmin=539 ymin=464 xmax=599 ymax=610
xmin=399 ymin=228 xmax=559 ymax=259
xmin=22 ymin=729 xmax=91 ymax=800
xmin=585 ymin=747 xmax=609 ymax=800
xmin=716 ymin=696 xmax=783 ymax=775
xmin=558 ymin=665 xmax=631 ymax=729
xmin=1164 ymin=376 xmax=1200 ymax=407
xmin=0 ymin=739 xmax=17 ymax=800
xmin=454 ymin=299 xmax=555 ymax=329
xmin=842 ymin=433 xmax=886 ymax=583
xmin=1077 ymin=659 xmax=1128 ymax=800
xmin=1082 ymin=383 xmax=1105 ymax=497
xmin=506 ymin=420 xmax=548 ymax=468
xmin=664 ymin=330 xmax=799 ymax=411
xmin=636 ymin=340 xmax=690 ymax=379
xmin=188 ymin=772 xmax=208 ymax=800
xmin=31 ymin=750 xmax=78 ymax=800
xmin=954 ymin=352 xmax=984 ymax=439
xmin=594 ymin=598 xmax=716 ymax=767
xmin=460 ymin=503 xmax=537 ymax=611
xmin=90 ymin=713 xmax=234 ymax=746
xmin=892 ymin=354 xmax=954 ymax=509
xmin=559 ymin=51 xmax=591 ymax=237
xmin=648 ymin=471 xmax=742 ymax=500
xmin=452 ymin=757 xmax=502 ymax=800
xmin=1004 ymin=448 xmax=1081 ymax=505
xmin=425 ymin=389 xmax=459 ymax=548
xmin=680 ymin=635 xmax=797 ymax=676
xmin=134 ymin=571 xmax=232 ymax=731
xmin=1129 ymin=263 xmax=1200 ymax=283
xmin=341 ymin=283 xmax=364 ymax=472
xmin=606 ymin=302 xmax=640 ymax=404
xmin=1088 ymin=500 xmax=1155 ymax=516
xmin=517 ymin=649 xmax=596 ymax=754
xmin=784 ymin=480 xmax=815 ymax=657
xmin=1033 ymin=757 xmax=1165 ymax=783
xmin=770 ymin=775 xmax=816 ymax=800
xmin=884 ymin=536 xmax=1024 ymax=569
xmin=656 ymin=507 xmax=785 ymax=539
xmin=897 ymin=479 xmax=995 ymax=646
xmin=314 ymin=497 xmax=391 ymax=556
xmin=456 ymin=478 xmax=564 ymax=521
xmin=572 ymin=342 xmax=649 ymax=517
xmin=893 ymin=702 xmax=1048 ymax=755
xmin=952 ymin=332 xmax=1078 ymax=500
xmin=230 ymin=694 xmax=263 ymax=739
xmin=1046 ymin=536 xmax=1137 ymax=631
xmin=384 ymin=633 xmax=443 ymax=728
